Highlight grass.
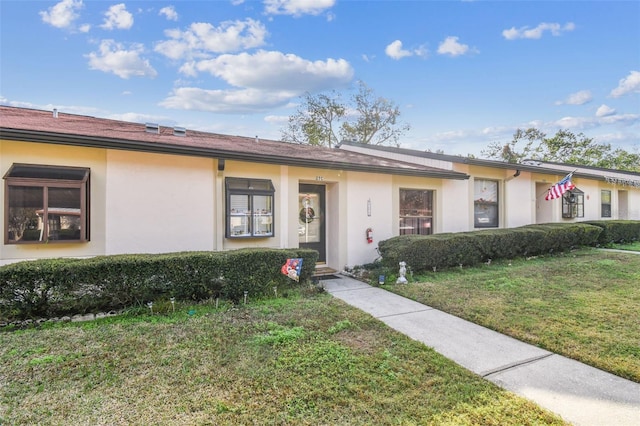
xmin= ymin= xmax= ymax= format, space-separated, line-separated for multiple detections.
xmin=608 ymin=241 xmax=640 ymax=251
xmin=0 ymin=292 xmax=566 ymax=425
xmin=382 ymin=247 xmax=640 ymax=383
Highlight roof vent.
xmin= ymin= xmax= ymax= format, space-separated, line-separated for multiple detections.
xmin=53 ymin=108 xmax=58 ymax=118
xmin=145 ymin=123 xmax=160 ymax=134
xmin=173 ymin=126 xmax=186 ymax=137
xmin=255 ymin=135 xmax=259 ymax=143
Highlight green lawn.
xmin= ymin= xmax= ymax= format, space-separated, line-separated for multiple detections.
xmin=608 ymin=241 xmax=640 ymax=251
xmin=0 ymin=292 xmax=566 ymax=425
xmin=383 ymin=248 xmax=640 ymax=382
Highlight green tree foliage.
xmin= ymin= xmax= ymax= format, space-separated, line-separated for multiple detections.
xmin=340 ymin=81 xmax=411 ymax=146
xmin=482 ymin=128 xmax=640 ymax=172
xmin=281 ymin=91 xmax=346 ymax=147
xmin=281 ymin=81 xmax=410 ymax=148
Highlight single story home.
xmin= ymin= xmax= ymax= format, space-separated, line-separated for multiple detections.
xmin=1 ymin=106 xmax=468 ymax=269
xmin=2 ymin=106 xmax=638 ymax=270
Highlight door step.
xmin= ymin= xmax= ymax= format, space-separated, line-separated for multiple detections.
xmin=313 ymin=266 xmax=338 ymax=277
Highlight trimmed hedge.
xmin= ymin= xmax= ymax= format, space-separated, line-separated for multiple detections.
xmin=583 ymin=220 xmax=640 ymax=245
xmin=0 ymin=248 xmax=318 ymax=321
xmin=378 ymin=222 xmax=610 ymax=273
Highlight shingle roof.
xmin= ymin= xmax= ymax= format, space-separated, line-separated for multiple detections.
xmin=0 ymin=106 xmax=469 ymax=180
xmin=338 ymin=141 xmax=640 ymax=181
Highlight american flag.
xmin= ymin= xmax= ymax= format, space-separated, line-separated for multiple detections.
xmin=545 ymin=172 xmax=576 ymax=200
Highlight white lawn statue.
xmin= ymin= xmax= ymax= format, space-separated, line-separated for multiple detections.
xmin=396 ymin=261 xmax=408 ymax=284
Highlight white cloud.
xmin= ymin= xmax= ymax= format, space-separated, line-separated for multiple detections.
xmin=160 ymin=87 xmax=296 ymax=113
xmin=162 ymin=50 xmax=353 ymax=113
xmin=159 ymin=6 xmax=178 ymax=21
xmin=178 ymin=61 xmax=198 ymax=77
xmin=0 ymin=97 xmax=102 ymax=116
xmin=596 ymin=104 xmax=616 ymax=117
xmin=100 ymin=3 xmax=134 ymax=30
xmin=264 ymin=114 xmax=289 ymax=125
xmin=502 ymin=22 xmax=575 ymax=40
xmin=86 ymin=40 xmax=157 ymax=79
xmin=110 ymin=112 xmax=174 ymax=125
xmin=154 ymin=19 xmax=268 ymax=60
xmin=40 ymin=0 xmax=83 ymax=29
xmin=183 ymin=50 xmax=353 ymax=91
xmin=555 ymin=90 xmax=592 ymax=105
xmin=263 ymin=0 xmax=335 ymax=17
xmin=553 ymin=113 xmax=639 ymax=129
xmin=385 ymin=40 xmax=427 ymax=60
xmin=610 ymin=70 xmax=640 ymax=98
xmin=481 ymin=125 xmax=516 ymax=137
xmin=414 ymin=46 xmax=428 ymax=58
xmin=432 ymin=130 xmax=470 ymax=141
xmin=593 ymin=113 xmax=640 ymax=127
xmin=79 ymin=23 xmax=91 ymax=33
xmin=0 ymin=97 xmax=41 ymax=109
xmin=594 ymin=131 xmax=640 ymax=149
xmin=385 ymin=40 xmax=412 ymax=60
xmin=437 ymin=36 xmax=474 ymax=57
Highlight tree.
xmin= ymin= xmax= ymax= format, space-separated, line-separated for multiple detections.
xmin=340 ymin=81 xmax=411 ymax=146
xmin=8 ymin=207 xmax=38 ymax=240
xmin=281 ymin=91 xmax=345 ymax=148
xmin=281 ymin=81 xmax=410 ymax=148
xmin=482 ymin=128 xmax=640 ymax=172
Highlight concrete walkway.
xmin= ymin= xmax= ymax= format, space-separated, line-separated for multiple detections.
xmin=322 ymin=275 xmax=640 ymax=426
xmin=600 ymin=248 xmax=640 ymax=255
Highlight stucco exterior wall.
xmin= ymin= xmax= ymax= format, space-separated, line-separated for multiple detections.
xmin=627 ymin=189 xmax=640 ymax=219
xmin=1 ymin=140 xmax=107 ymax=266
xmin=104 ymin=150 xmax=216 ymax=255
xmin=344 ymin=172 xmax=393 ymax=269
xmin=439 ymin=179 xmax=471 ymax=233
xmin=504 ymin=170 xmax=535 ymax=228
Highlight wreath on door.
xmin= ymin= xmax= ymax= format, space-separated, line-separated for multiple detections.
xmin=299 ymin=206 xmax=315 ymax=223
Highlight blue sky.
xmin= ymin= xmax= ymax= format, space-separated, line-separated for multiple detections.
xmin=1 ymin=0 xmax=639 ymax=157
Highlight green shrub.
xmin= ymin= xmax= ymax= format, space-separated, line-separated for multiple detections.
xmin=523 ymin=223 xmax=602 ymax=252
xmin=583 ymin=220 xmax=640 ymax=245
xmin=0 ymin=248 xmax=318 ymax=321
xmin=0 ymin=258 xmax=80 ymax=320
xmin=379 ymin=223 xmax=604 ymax=273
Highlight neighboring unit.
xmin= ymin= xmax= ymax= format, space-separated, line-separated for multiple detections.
xmin=338 ymin=141 xmax=640 ymax=231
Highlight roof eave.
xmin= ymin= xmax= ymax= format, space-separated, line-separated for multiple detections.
xmin=339 ymin=141 xmax=633 ymax=182
xmin=0 ymin=128 xmax=470 ymax=180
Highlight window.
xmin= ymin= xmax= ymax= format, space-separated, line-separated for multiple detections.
xmin=225 ymin=177 xmax=274 ymax=238
xmin=562 ymin=188 xmax=584 ymax=218
xmin=601 ymin=190 xmax=611 ymax=218
xmin=399 ymin=189 xmax=433 ymax=235
xmin=474 ymin=179 xmax=499 ymax=228
xmin=4 ymin=164 xmax=90 ymax=244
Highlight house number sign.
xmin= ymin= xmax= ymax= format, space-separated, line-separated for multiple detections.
xmin=604 ymin=176 xmax=640 ymax=188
